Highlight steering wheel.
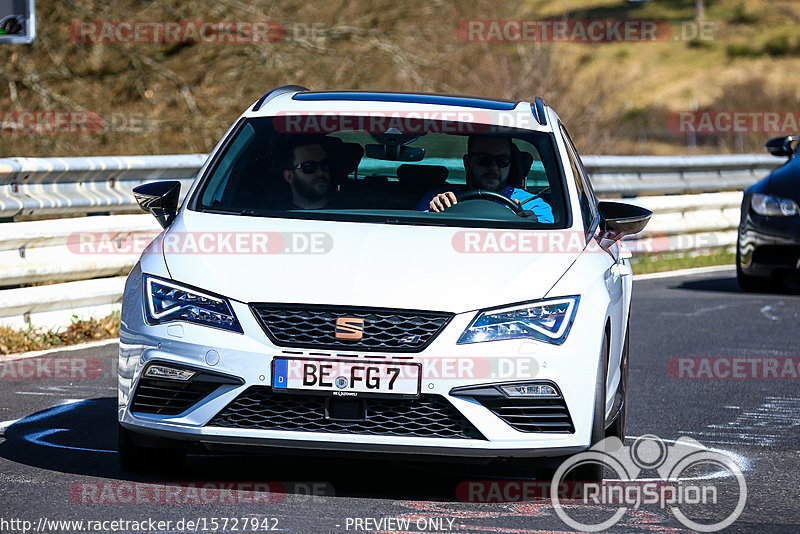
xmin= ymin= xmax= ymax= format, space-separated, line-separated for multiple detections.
xmin=457 ymin=189 xmax=522 ymax=214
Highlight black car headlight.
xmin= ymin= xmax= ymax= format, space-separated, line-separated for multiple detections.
xmin=144 ymin=276 xmax=243 ymax=333
xmin=751 ymin=193 xmax=799 ymax=217
xmin=457 ymin=297 xmax=579 ymax=346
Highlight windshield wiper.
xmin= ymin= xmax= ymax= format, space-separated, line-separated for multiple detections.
xmin=384 ymin=218 xmax=447 ymax=226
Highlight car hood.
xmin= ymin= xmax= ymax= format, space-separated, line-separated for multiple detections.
xmin=160 ymin=211 xmax=584 ymax=313
xmin=764 ymin=157 xmax=800 ymax=201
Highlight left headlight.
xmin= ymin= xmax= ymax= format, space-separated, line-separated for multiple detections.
xmin=751 ymin=193 xmax=799 ymax=217
xmin=144 ymin=276 xmax=243 ymax=333
xmin=457 ymin=296 xmax=579 ymax=346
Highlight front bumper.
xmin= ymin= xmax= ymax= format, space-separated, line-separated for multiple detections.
xmin=738 ymin=214 xmax=800 ymax=277
xmin=119 ymin=271 xmax=605 ymax=459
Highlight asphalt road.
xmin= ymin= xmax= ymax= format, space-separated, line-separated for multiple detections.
xmin=1 ymin=267 xmax=798 ymax=533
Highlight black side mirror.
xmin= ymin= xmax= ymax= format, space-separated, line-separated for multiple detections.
xmin=597 ymin=201 xmax=652 ymax=246
xmin=766 ymin=136 xmax=798 ymax=159
xmin=133 ymin=181 xmax=181 ymax=229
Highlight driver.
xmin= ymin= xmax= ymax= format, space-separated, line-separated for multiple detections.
xmin=417 ymin=135 xmax=554 ymax=223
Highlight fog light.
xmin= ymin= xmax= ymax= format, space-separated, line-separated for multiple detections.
xmin=500 ymin=383 xmax=558 ymax=397
xmin=145 ymin=364 xmax=195 ymax=381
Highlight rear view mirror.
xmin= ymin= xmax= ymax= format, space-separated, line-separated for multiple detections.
xmin=133 ymin=181 xmax=181 ymax=229
xmin=364 ymin=144 xmax=425 ymax=161
xmin=365 ymin=130 xmax=425 ymax=161
xmin=597 ymin=201 xmax=652 ymax=247
xmin=766 ymin=136 xmax=798 ymax=158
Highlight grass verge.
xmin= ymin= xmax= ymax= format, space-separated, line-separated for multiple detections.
xmin=631 ymin=250 xmax=736 ymax=275
xmin=0 ymin=312 xmax=120 ymax=356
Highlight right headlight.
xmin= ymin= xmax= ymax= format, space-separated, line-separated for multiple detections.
xmin=144 ymin=276 xmax=243 ymax=333
xmin=457 ymin=296 xmax=579 ymax=346
xmin=751 ymin=193 xmax=799 ymax=217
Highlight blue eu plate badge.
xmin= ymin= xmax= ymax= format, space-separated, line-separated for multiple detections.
xmin=273 ymin=358 xmax=288 ymax=388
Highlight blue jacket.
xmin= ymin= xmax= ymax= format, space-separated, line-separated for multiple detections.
xmin=416 ymin=185 xmax=554 ymax=223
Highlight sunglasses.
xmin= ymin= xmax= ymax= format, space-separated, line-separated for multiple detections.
xmin=292 ymin=159 xmax=331 ymax=174
xmin=470 ymin=153 xmax=511 ymax=168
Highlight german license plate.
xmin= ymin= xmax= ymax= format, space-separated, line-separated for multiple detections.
xmin=271 ymin=357 xmax=421 ymax=397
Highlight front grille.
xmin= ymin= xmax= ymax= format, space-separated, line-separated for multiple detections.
xmin=477 ymin=397 xmax=575 ymax=433
xmin=250 ymin=304 xmax=452 ymax=352
xmin=131 ymin=377 xmax=220 ymax=416
xmin=208 ymin=387 xmax=485 ymax=440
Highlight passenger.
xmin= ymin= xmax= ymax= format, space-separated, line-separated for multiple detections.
xmin=418 ymin=136 xmax=554 ymax=222
xmin=281 ymin=138 xmax=338 ymax=209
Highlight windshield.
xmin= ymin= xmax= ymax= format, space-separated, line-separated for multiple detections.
xmin=191 ymin=116 xmax=569 ymax=229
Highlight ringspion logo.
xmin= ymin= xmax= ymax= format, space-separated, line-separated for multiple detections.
xmin=550 ymin=435 xmax=747 ymax=532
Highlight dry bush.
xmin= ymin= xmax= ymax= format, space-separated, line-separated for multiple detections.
xmin=693 ymin=78 xmax=800 ymax=153
xmin=0 ymin=312 xmax=120 ymax=355
xmin=0 ymin=0 xmax=629 ymax=157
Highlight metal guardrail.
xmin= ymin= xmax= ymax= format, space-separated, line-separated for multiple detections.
xmin=0 ymin=155 xmax=205 ymax=219
xmin=0 ymin=153 xmax=785 ymax=329
xmin=0 ymin=153 xmax=783 ymax=218
xmin=584 ymin=154 xmax=780 ymax=196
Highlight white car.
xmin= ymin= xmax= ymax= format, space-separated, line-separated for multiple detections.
xmin=118 ymin=86 xmax=651 ymax=478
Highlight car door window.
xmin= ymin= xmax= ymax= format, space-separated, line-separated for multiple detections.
xmin=560 ymin=124 xmax=598 ymax=239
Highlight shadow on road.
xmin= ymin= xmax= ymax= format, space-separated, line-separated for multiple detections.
xmin=674 ymin=275 xmax=800 ymax=295
xmin=672 ymin=276 xmax=742 ymax=293
xmin=0 ymin=397 xmax=550 ymax=501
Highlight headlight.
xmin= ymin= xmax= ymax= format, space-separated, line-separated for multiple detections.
xmin=144 ymin=276 xmax=243 ymax=333
xmin=751 ymin=193 xmax=799 ymax=217
xmin=457 ymin=296 xmax=579 ymax=345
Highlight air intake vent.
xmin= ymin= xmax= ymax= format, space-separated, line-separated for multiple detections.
xmin=130 ymin=363 xmax=243 ymax=416
xmin=208 ymin=387 xmax=485 ymax=440
xmin=477 ymin=397 xmax=574 ymax=433
xmin=450 ymin=382 xmax=574 ymax=433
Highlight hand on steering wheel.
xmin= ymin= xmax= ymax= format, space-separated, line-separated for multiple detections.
xmin=457 ymin=189 xmax=522 ymax=213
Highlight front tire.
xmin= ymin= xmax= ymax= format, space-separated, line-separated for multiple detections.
xmin=606 ymin=324 xmax=628 ymax=441
xmin=537 ymin=333 xmax=609 ymax=483
xmin=569 ymin=333 xmax=608 ymax=483
xmin=737 ymin=240 xmax=774 ymax=292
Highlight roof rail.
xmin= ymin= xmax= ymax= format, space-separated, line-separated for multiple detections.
xmin=293 ymin=91 xmax=518 ymax=110
xmin=252 ymin=84 xmax=309 ymax=112
xmin=532 ymin=96 xmax=547 ymax=126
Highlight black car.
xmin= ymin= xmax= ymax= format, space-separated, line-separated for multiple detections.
xmin=737 ymin=135 xmax=800 ymax=291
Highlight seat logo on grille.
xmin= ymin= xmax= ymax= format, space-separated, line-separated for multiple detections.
xmin=335 ymin=317 xmax=364 ymax=340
